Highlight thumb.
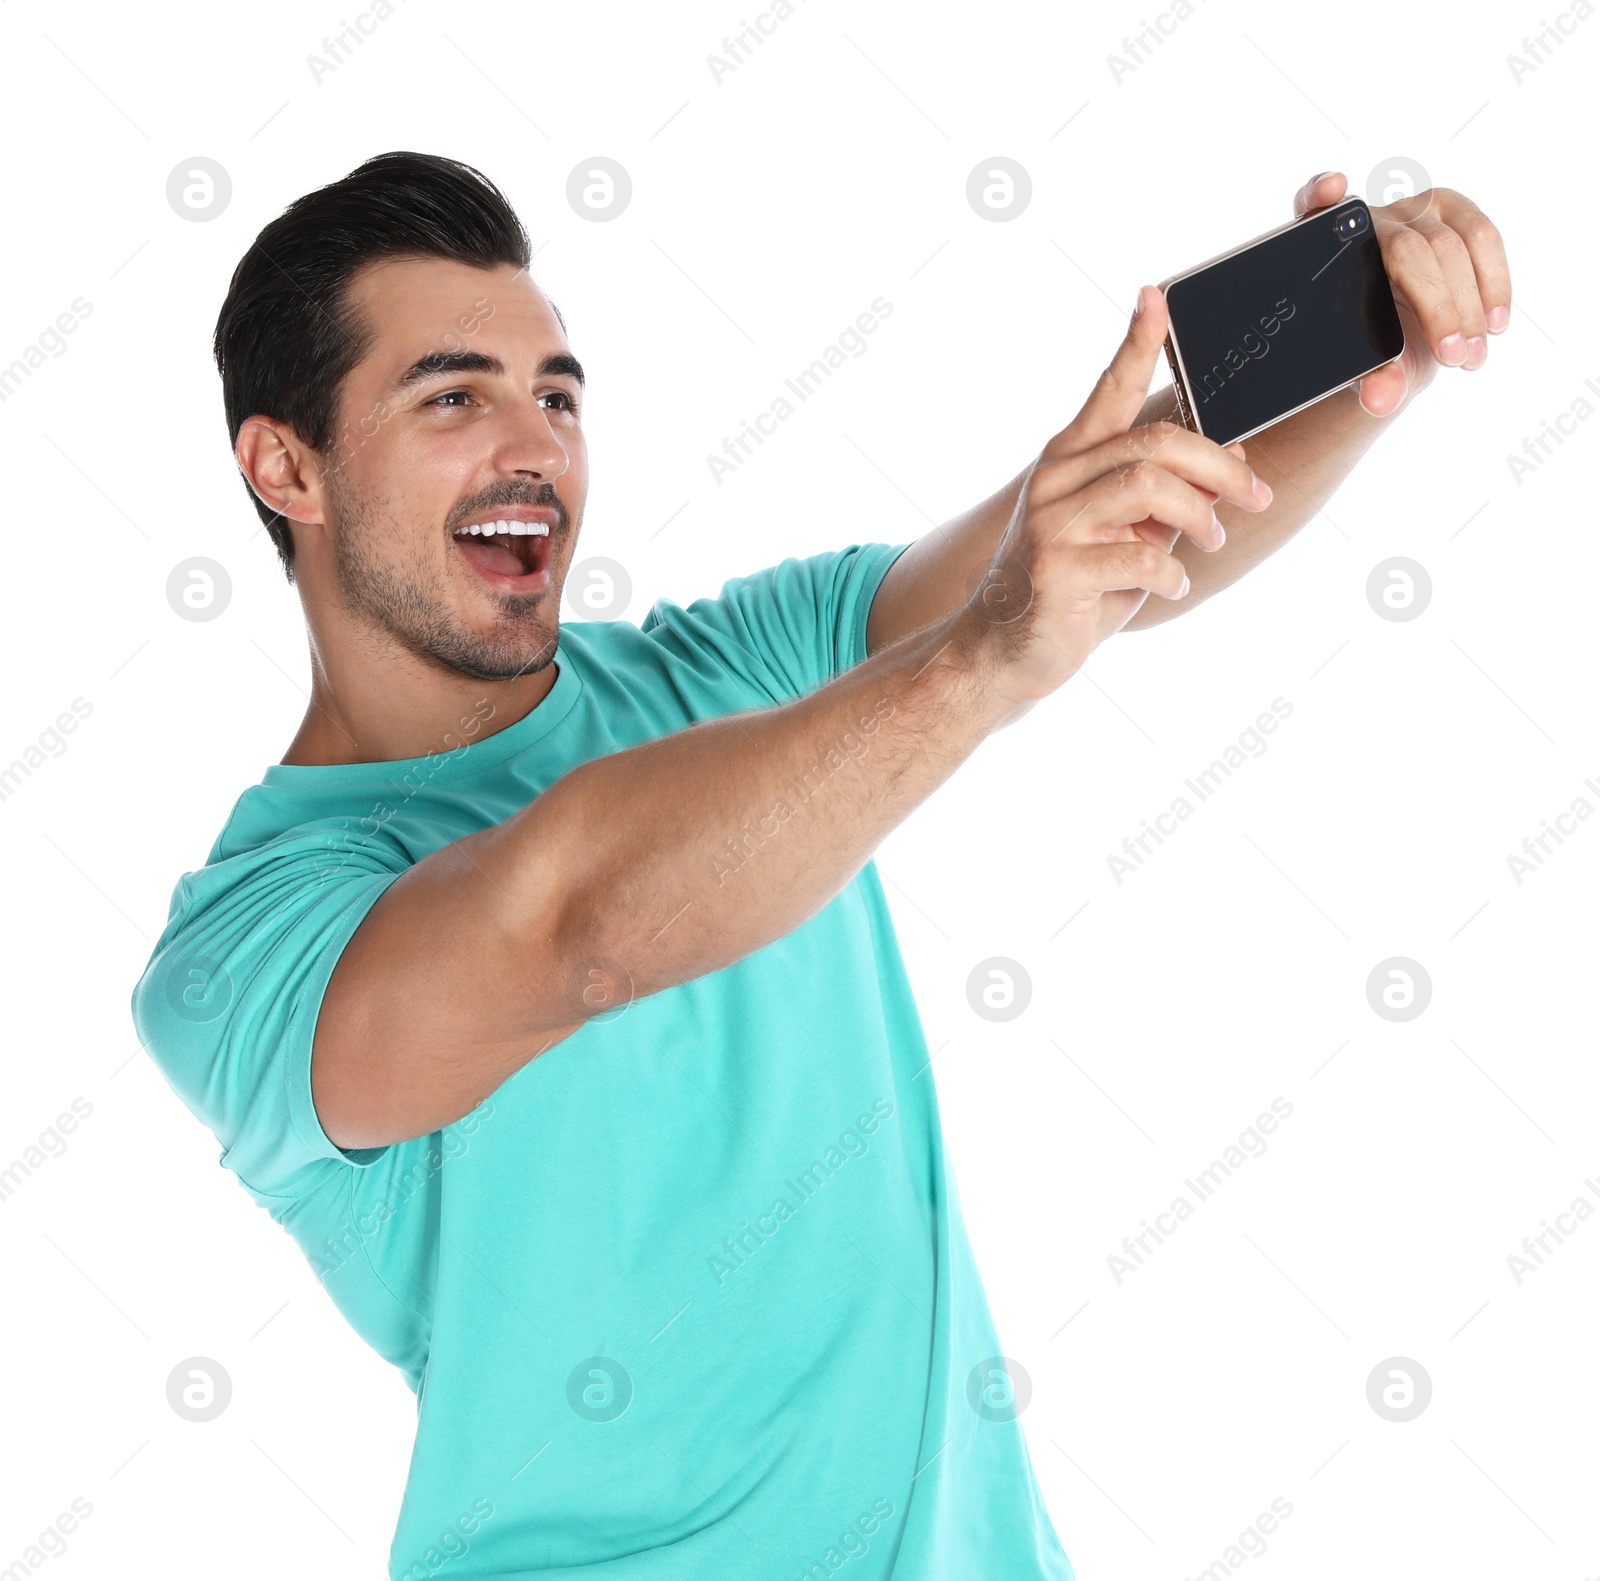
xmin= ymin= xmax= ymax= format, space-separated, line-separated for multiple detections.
xmin=1294 ymin=170 xmax=1347 ymax=217
xmin=1055 ymin=285 xmax=1171 ymax=455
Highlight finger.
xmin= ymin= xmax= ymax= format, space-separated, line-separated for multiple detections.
xmin=1094 ymin=587 xmax=1155 ymax=633
xmin=1103 ymin=423 xmax=1270 ymax=513
xmin=1357 ymin=359 xmax=1408 ymax=417
xmin=1035 ymin=459 xmax=1223 ymax=553
xmin=1293 ymin=170 xmax=1347 ymax=218
xmin=1129 ymin=515 xmax=1181 ymax=552
xmin=1032 ymin=421 xmax=1272 ymax=516
xmin=1064 ymin=539 xmax=1191 ymax=603
xmin=1378 ymin=223 xmax=1467 ymax=366
xmin=1053 ymin=286 xmax=1172 ymax=454
xmin=1410 ymin=215 xmax=1488 ymax=367
xmin=1430 ymin=190 xmax=1512 ymax=334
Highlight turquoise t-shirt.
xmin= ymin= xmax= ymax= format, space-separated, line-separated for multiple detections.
xmin=131 ymin=541 xmax=1072 ymax=1581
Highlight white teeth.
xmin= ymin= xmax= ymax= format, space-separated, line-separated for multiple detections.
xmin=454 ymin=519 xmax=551 ymax=537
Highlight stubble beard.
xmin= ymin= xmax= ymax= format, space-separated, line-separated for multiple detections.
xmin=328 ymin=474 xmax=563 ymax=684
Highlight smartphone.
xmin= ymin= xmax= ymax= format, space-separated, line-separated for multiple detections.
xmin=1159 ymin=196 xmax=1405 ymax=447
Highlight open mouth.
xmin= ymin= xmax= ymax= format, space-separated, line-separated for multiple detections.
xmin=452 ymin=519 xmax=553 ymax=589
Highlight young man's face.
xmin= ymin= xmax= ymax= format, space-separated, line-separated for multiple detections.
xmin=313 ymin=256 xmax=587 ymax=683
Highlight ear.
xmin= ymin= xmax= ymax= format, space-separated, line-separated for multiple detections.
xmin=235 ymin=415 xmax=328 ymax=528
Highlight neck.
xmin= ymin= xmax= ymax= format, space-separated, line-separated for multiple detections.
xmin=280 ymin=628 xmax=560 ymax=769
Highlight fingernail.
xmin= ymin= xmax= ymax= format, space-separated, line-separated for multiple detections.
xmin=1177 ymin=573 xmax=1191 ymax=598
xmin=1251 ymin=473 xmax=1274 ymax=507
xmin=1487 ymin=305 xmax=1510 ymax=333
xmin=1132 ymin=289 xmax=1145 ymax=319
xmin=1464 ymin=335 xmax=1487 ymax=370
xmin=1209 ymin=511 xmax=1226 ymax=549
xmin=1440 ymin=332 xmax=1468 ymax=365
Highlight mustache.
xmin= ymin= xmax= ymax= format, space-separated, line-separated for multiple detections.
xmin=449 ymin=489 xmax=566 ymax=529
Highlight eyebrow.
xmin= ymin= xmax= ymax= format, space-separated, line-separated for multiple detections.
xmin=389 ymin=349 xmax=586 ymax=393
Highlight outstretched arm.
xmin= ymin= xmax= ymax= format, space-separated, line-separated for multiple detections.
xmin=313 ymin=347 xmax=1233 ymax=1150
xmin=866 ymin=170 xmax=1511 ymax=652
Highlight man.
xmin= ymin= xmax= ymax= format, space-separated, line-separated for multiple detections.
xmin=132 ymin=152 xmax=1508 ymax=1579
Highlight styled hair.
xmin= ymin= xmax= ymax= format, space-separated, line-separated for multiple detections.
xmin=213 ymin=152 xmax=537 ymax=582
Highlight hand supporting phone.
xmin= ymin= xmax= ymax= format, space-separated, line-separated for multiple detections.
xmin=1159 ymin=197 xmax=1405 ymax=447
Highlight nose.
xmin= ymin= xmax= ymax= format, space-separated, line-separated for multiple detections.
xmin=497 ymin=394 xmax=571 ymax=485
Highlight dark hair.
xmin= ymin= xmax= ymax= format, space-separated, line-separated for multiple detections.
xmin=213 ymin=151 xmax=538 ymax=582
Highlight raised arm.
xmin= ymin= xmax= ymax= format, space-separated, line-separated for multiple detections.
xmin=865 ymin=170 xmax=1511 ymax=651
xmin=865 ymin=283 xmax=1265 ymax=658
xmin=313 ymin=381 xmax=1231 ymax=1151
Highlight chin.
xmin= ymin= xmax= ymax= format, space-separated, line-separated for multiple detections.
xmin=424 ymin=617 xmax=558 ymax=684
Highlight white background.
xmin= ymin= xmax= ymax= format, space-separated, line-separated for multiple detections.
xmin=1 ymin=0 xmax=1593 ymax=1575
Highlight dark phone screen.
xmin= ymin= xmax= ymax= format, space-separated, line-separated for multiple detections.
xmin=1165 ymin=199 xmax=1404 ymax=446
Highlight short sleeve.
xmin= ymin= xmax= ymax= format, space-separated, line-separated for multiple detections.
xmin=131 ymin=837 xmax=404 ymax=1201
xmin=640 ymin=540 xmax=914 ymax=707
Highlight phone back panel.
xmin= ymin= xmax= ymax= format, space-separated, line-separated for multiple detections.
xmin=1163 ymin=198 xmax=1404 ymax=446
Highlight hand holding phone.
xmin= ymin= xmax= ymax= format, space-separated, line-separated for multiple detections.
xmin=1160 ymin=197 xmax=1406 ymax=446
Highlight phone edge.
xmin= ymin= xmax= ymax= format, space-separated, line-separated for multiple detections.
xmin=1155 ymin=196 xmax=1369 ymax=297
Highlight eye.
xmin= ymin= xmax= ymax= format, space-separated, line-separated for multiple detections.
xmin=540 ymin=389 xmax=579 ymax=414
xmin=425 ymin=389 xmax=474 ymax=409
